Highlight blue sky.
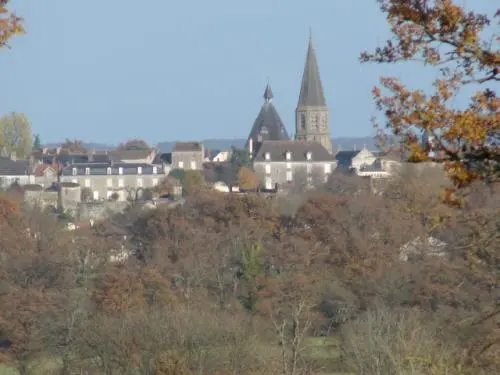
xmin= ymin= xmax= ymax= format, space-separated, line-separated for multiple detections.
xmin=0 ymin=0 xmax=496 ymax=145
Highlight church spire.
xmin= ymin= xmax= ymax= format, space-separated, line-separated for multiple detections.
xmin=297 ymin=33 xmax=326 ymax=107
xmin=263 ymin=81 xmax=274 ymax=102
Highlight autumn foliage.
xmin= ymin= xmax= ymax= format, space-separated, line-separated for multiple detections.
xmin=363 ymin=0 xmax=499 ymax=192
xmin=0 ymin=1 xmax=23 ymax=49
xmin=237 ymin=167 xmax=258 ymax=190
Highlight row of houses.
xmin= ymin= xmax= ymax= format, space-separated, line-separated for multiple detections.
xmin=1 ymin=136 xmax=409 ymax=203
xmin=0 ymin=142 xmax=211 ymax=201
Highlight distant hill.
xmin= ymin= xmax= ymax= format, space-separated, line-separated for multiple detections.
xmin=44 ymin=136 xmax=379 ymax=154
xmin=156 ymin=136 xmax=378 ymax=153
xmin=43 ymin=142 xmax=114 ymax=151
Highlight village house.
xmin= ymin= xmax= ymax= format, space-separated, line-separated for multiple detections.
xmin=171 ymin=142 xmax=205 ymax=170
xmin=60 ymin=162 xmax=168 ymax=201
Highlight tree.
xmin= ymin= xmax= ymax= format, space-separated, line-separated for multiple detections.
xmin=117 ymin=139 xmax=151 ymax=151
xmin=363 ymin=1 xmax=499 ymax=195
xmin=0 ymin=1 xmax=24 ymax=49
xmin=229 ymin=147 xmax=251 ymax=182
xmin=182 ymin=170 xmax=205 ymax=195
xmin=154 ymin=175 xmax=181 ymax=197
xmin=61 ymin=139 xmax=87 ymax=153
xmin=0 ymin=112 xmax=32 ymax=158
xmin=237 ymin=167 xmax=258 ymax=190
xmin=32 ymin=134 xmax=41 ymax=150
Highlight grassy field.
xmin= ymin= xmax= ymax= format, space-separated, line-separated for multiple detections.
xmin=302 ymin=336 xmax=354 ymax=375
xmin=0 ymin=336 xmax=354 ymax=375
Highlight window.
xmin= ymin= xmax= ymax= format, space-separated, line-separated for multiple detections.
xmin=286 ymin=170 xmax=292 ymax=182
xmin=137 ymin=178 xmax=143 ymax=188
xmin=107 ymin=179 xmax=113 ymax=188
xmin=106 ymin=191 xmax=113 ymax=199
xmin=72 ymin=168 xmax=77 ymax=176
xmin=324 ymin=163 xmax=331 ymax=174
xmin=190 ymin=160 xmax=196 ymax=170
xmin=84 ymin=179 xmax=91 ymax=188
xmin=286 ymin=162 xmax=292 ymax=169
xmin=118 ymin=179 xmax=124 ymax=188
xmin=137 ymin=166 xmax=142 ymax=175
xmin=118 ymin=167 xmax=123 ymax=175
xmin=264 ymin=152 xmax=271 ymax=161
xmin=85 ymin=167 xmax=90 ymax=175
xmin=306 ymin=152 xmax=312 ymax=161
xmin=153 ymin=166 xmax=158 ymax=174
xmin=285 ymin=151 xmax=291 ymax=161
xmin=265 ymin=177 xmax=272 ymax=189
xmin=306 ymin=164 xmax=312 ymax=173
xmin=152 ymin=178 xmax=159 ymax=186
xmin=178 ymin=161 xmax=184 ymax=168
xmin=311 ymin=114 xmax=319 ymax=129
xmin=265 ymin=164 xmax=271 ymax=174
xmin=260 ymin=126 xmax=268 ymax=134
xmin=300 ymin=114 xmax=306 ymax=130
xmin=107 ymin=167 xmax=112 ymax=175
xmin=93 ymin=191 xmax=99 ymax=200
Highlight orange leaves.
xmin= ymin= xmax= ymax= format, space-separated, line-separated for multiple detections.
xmin=92 ymin=266 xmax=146 ymax=314
xmin=0 ymin=193 xmax=19 ymax=219
xmin=0 ymin=1 xmax=24 ymax=49
xmin=365 ymin=1 xmax=499 ymax=193
xmin=92 ymin=265 xmax=176 ymax=314
xmin=237 ymin=167 xmax=258 ymax=190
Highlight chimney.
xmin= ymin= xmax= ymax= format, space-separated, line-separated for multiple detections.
xmin=10 ymin=151 xmax=16 ymax=161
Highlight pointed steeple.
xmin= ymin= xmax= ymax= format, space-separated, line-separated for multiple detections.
xmin=263 ymin=82 xmax=274 ymax=102
xmin=297 ymin=34 xmax=326 ymax=107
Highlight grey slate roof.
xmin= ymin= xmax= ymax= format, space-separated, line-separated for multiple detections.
xmin=253 ymin=141 xmax=335 ymax=162
xmin=247 ymin=84 xmax=289 ymax=147
xmin=109 ymin=149 xmax=152 ymax=161
xmin=173 ymin=142 xmax=203 ymax=152
xmin=334 ymin=150 xmax=360 ymax=169
xmin=0 ymin=157 xmax=29 ymax=176
xmin=263 ymin=84 xmax=273 ymax=101
xmin=297 ymin=37 xmax=326 ymax=107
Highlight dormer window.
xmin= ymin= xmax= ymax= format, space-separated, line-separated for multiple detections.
xmin=306 ymin=151 xmax=312 ymax=161
xmin=107 ymin=167 xmax=112 ymax=175
xmin=72 ymin=167 xmax=77 ymax=176
xmin=118 ymin=167 xmax=123 ymax=175
xmin=153 ymin=166 xmax=158 ymax=174
xmin=85 ymin=167 xmax=90 ymax=175
xmin=137 ymin=166 xmax=142 ymax=175
xmin=260 ymin=126 xmax=268 ymax=134
xmin=265 ymin=152 xmax=271 ymax=161
xmin=285 ymin=151 xmax=291 ymax=161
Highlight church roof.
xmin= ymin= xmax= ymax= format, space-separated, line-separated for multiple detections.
xmin=247 ymin=84 xmax=289 ymax=145
xmin=297 ymin=36 xmax=326 ymax=107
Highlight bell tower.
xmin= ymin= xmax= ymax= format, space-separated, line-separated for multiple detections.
xmin=295 ymin=32 xmax=332 ymax=154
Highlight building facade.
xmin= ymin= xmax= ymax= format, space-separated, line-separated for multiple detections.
xmin=253 ymin=141 xmax=337 ymax=189
xmin=0 ymin=156 xmax=34 ymax=188
xmin=171 ymin=142 xmax=205 ymax=170
xmin=61 ymin=162 xmax=167 ymax=201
